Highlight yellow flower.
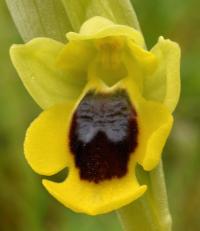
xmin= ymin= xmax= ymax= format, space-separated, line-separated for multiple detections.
xmin=10 ymin=17 xmax=180 ymax=215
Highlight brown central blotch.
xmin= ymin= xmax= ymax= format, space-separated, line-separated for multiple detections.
xmin=69 ymin=90 xmax=138 ymax=183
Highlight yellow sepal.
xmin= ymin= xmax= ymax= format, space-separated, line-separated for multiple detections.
xmin=143 ymin=36 xmax=181 ymax=112
xmin=10 ymin=38 xmax=84 ymax=109
xmin=67 ymin=16 xmax=145 ymax=47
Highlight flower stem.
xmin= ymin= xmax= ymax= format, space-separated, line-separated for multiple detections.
xmin=117 ymin=161 xmax=172 ymax=231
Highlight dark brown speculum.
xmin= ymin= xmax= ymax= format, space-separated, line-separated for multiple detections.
xmin=69 ymin=90 xmax=138 ymax=183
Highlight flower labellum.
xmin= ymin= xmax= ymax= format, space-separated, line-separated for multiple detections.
xmin=70 ymin=89 xmax=138 ymax=183
xmin=10 ymin=16 xmax=180 ymax=215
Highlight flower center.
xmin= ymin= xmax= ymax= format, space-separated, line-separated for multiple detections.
xmin=93 ymin=37 xmax=127 ymax=86
xmin=69 ymin=90 xmax=138 ymax=183
xmin=95 ymin=37 xmax=124 ymax=68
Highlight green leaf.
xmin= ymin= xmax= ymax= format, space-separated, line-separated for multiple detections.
xmin=61 ymin=0 xmax=140 ymax=32
xmin=6 ymin=0 xmax=72 ymax=42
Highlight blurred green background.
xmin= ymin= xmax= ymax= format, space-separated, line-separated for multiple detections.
xmin=0 ymin=0 xmax=200 ymax=230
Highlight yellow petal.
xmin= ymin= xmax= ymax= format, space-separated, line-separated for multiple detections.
xmin=25 ymin=77 xmax=172 ymax=215
xmin=10 ymin=38 xmax=85 ymax=109
xmin=127 ymin=40 xmax=157 ymax=75
xmin=136 ymin=100 xmax=173 ymax=170
xmin=143 ymin=36 xmax=181 ymax=112
xmin=67 ymin=16 xmax=145 ymax=47
xmin=57 ymin=40 xmax=95 ymax=72
xmin=43 ymin=165 xmax=146 ymax=215
xmin=74 ymin=77 xmax=173 ymax=171
xmin=122 ymin=41 xmax=157 ymax=92
xmin=123 ymin=77 xmax=173 ymax=170
xmin=41 ymin=78 xmax=146 ymax=215
xmin=24 ymin=102 xmax=75 ymax=176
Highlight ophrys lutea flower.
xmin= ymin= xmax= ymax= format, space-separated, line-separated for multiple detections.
xmin=10 ymin=17 xmax=180 ymax=215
